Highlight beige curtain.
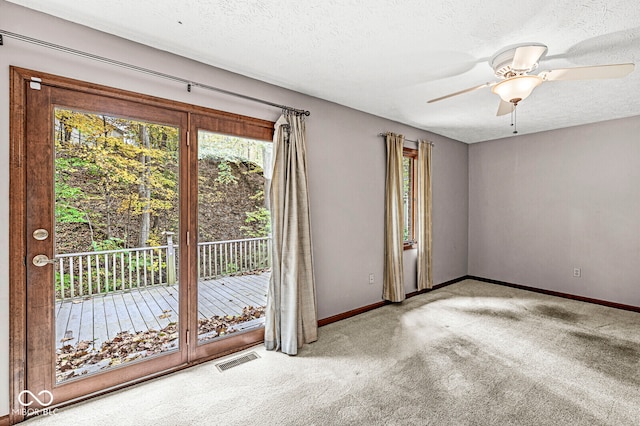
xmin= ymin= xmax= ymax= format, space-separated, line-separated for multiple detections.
xmin=264 ymin=113 xmax=318 ymax=355
xmin=383 ymin=133 xmax=405 ymax=302
xmin=417 ymin=140 xmax=433 ymax=290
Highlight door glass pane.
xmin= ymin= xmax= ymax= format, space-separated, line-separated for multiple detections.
xmin=54 ymin=108 xmax=180 ymax=383
xmin=197 ymin=131 xmax=271 ymax=344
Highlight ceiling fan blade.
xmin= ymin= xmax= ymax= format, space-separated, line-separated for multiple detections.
xmin=427 ymin=82 xmax=495 ymax=103
xmin=541 ymin=63 xmax=635 ymax=81
xmin=512 ymin=45 xmax=547 ymax=71
xmin=496 ymin=100 xmax=514 ymax=116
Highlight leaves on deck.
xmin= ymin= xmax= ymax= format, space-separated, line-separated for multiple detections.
xmin=198 ymin=305 xmax=265 ymax=338
xmin=158 ymin=309 xmax=173 ymax=319
xmin=57 ymin=323 xmax=179 ymax=382
xmin=56 ymin=305 xmax=266 ymax=382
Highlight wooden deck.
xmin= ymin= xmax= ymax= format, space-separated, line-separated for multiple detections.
xmin=55 ymin=272 xmax=270 ymax=350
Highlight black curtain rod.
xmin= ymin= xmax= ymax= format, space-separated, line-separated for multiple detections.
xmin=378 ymin=133 xmax=435 ymax=146
xmin=0 ymin=29 xmax=311 ymax=117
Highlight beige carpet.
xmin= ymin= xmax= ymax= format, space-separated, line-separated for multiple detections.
xmin=25 ymin=279 xmax=640 ymax=425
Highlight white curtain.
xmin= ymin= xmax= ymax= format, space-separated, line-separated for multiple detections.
xmin=383 ymin=133 xmax=405 ymax=302
xmin=264 ymin=113 xmax=318 ymax=355
xmin=417 ymin=140 xmax=433 ymax=290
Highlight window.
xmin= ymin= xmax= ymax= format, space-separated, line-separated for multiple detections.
xmin=402 ymin=147 xmax=417 ymax=249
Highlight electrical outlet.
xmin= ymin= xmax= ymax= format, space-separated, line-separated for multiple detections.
xmin=573 ymin=268 xmax=581 ymax=278
xmin=369 ymin=273 xmax=375 ymax=284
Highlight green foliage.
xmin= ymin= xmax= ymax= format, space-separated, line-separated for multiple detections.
xmin=215 ymin=161 xmax=238 ymax=185
xmin=55 ymin=108 xmax=180 ymax=251
xmin=55 ymin=157 xmax=88 ymax=224
xmin=241 ymin=207 xmax=271 ymax=238
xmin=242 ymin=190 xmax=269 ymax=237
xmin=224 ymin=262 xmax=239 ymax=275
xmin=249 ymin=189 xmax=264 ymax=202
xmin=55 ymin=182 xmax=88 ymax=224
xmin=244 ymin=162 xmax=264 ymax=175
xmin=91 ymin=237 xmax=126 ymax=251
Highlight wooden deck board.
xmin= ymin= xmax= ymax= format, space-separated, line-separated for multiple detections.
xmin=121 ymin=292 xmax=148 ymax=333
xmin=207 ymin=282 xmax=248 ymax=312
xmin=93 ymin=297 xmax=108 ymax=349
xmin=77 ymin=297 xmax=95 ymax=346
xmin=109 ymin=293 xmax=135 ymax=335
xmin=131 ymin=288 xmax=162 ymax=331
xmin=134 ymin=289 xmax=162 ymax=331
xmin=66 ymin=301 xmax=83 ymax=346
xmin=55 ymin=301 xmax=73 ymax=345
xmin=146 ymin=287 xmax=178 ymax=327
xmin=199 ymin=280 xmax=244 ymax=316
xmin=218 ymin=276 xmax=255 ymax=306
xmin=227 ymin=274 xmax=268 ymax=306
xmin=155 ymin=286 xmax=180 ymax=316
xmin=195 ymin=283 xmax=223 ymax=318
xmin=55 ymin=272 xmax=270 ymax=349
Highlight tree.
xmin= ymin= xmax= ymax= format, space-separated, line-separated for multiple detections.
xmin=54 ymin=108 xmax=179 ymax=252
xmin=138 ymin=124 xmax=151 ymax=247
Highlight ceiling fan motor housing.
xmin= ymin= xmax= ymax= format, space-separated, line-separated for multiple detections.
xmin=490 ymin=42 xmax=548 ymax=78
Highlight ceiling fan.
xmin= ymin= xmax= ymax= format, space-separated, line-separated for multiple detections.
xmin=428 ymin=42 xmax=635 ymax=117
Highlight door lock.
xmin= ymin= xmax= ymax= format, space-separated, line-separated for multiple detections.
xmin=32 ymin=254 xmax=56 ymax=267
xmin=33 ymin=229 xmax=50 ymax=241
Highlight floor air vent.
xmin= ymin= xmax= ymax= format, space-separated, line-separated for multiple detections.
xmin=216 ymin=351 xmax=260 ymax=372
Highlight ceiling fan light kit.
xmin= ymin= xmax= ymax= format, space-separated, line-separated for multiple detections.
xmin=491 ymin=75 xmax=542 ymax=104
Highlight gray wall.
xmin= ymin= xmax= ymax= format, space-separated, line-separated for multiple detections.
xmin=469 ymin=115 xmax=640 ymax=307
xmin=0 ymin=1 xmax=469 ymax=415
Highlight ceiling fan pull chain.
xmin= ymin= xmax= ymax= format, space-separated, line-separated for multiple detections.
xmin=513 ymin=105 xmax=518 ymax=134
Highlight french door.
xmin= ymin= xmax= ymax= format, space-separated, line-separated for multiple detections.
xmin=22 ymin=82 xmax=190 ymax=409
xmin=11 ymin=67 xmax=273 ymax=419
xmin=189 ymin=114 xmax=273 ymax=360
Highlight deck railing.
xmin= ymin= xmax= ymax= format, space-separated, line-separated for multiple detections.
xmin=198 ymin=237 xmax=271 ymax=280
xmin=55 ymin=236 xmax=271 ymax=300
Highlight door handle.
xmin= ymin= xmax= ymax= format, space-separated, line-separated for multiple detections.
xmin=32 ymin=254 xmax=56 ymax=267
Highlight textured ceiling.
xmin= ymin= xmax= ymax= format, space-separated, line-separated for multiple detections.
xmin=6 ymin=0 xmax=640 ymax=143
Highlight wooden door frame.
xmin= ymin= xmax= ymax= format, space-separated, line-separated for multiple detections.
xmin=9 ymin=67 xmax=273 ymax=424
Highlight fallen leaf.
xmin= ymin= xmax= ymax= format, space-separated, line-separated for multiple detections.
xmin=56 ymin=305 xmax=266 ymax=380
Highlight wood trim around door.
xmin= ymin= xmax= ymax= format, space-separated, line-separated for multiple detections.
xmin=9 ymin=66 xmax=29 ymax=425
xmin=9 ymin=66 xmax=275 ymax=424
